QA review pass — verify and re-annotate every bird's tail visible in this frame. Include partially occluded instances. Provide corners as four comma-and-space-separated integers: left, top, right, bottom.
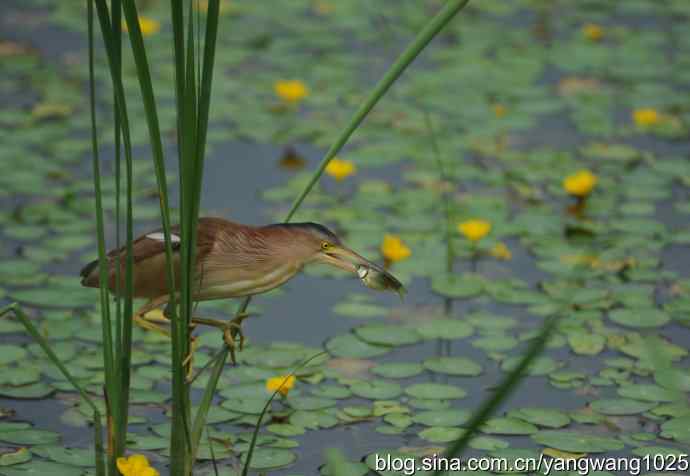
79, 259, 99, 287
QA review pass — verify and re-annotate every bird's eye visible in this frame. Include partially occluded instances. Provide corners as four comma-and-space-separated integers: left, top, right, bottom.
321, 241, 331, 250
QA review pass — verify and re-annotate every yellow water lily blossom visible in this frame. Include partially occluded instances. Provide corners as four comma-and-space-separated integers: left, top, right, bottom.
325, 158, 356, 181
563, 169, 598, 197
493, 104, 507, 118
266, 375, 296, 397
582, 23, 604, 41
122, 16, 161, 37
274, 80, 309, 104
489, 242, 512, 261
457, 219, 491, 242
381, 234, 411, 262
632, 108, 661, 127
117, 454, 159, 476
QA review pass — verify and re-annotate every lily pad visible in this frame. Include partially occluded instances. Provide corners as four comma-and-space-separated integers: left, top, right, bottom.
481, 417, 538, 435
609, 308, 670, 328
349, 380, 402, 400
241, 448, 296, 470
416, 319, 473, 340
354, 325, 420, 347
412, 409, 471, 427
590, 398, 657, 415
405, 383, 466, 400
370, 362, 423, 379
531, 430, 624, 453
423, 357, 482, 376
325, 334, 390, 359
507, 408, 571, 428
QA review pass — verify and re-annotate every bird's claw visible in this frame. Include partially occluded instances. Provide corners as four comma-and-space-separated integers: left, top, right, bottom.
222, 317, 246, 365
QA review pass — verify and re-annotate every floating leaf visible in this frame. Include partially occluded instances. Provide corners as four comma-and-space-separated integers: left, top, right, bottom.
423, 356, 482, 376
532, 430, 624, 453
405, 383, 466, 400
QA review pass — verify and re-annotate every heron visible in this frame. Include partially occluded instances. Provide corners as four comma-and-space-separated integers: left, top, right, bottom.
80, 217, 403, 364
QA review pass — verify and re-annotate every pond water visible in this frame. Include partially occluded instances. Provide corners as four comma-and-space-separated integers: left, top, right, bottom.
1, 1, 690, 475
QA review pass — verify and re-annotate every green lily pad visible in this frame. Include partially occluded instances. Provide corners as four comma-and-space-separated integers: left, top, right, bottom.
285, 396, 337, 411
423, 357, 482, 376
241, 448, 296, 470
333, 301, 388, 318
405, 383, 466, 400
609, 308, 670, 328
0, 345, 27, 365
325, 334, 390, 359
500, 356, 561, 376
370, 362, 423, 379
431, 274, 483, 298
416, 319, 473, 340
660, 416, 690, 443
412, 409, 471, 427
419, 426, 464, 443
531, 430, 624, 452
33, 446, 94, 467
567, 331, 606, 355
354, 325, 420, 347
349, 380, 402, 400
617, 383, 680, 402
590, 398, 657, 415
0, 447, 31, 466
472, 334, 518, 352
0, 429, 60, 445
482, 417, 538, 435
507, 408, 571, 428
0, 383, 54, 399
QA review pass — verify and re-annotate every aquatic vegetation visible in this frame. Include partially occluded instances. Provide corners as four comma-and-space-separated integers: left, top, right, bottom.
265, 375, 296, 397
2, 0, 690, 474
324, 157, 356, 181
116, 454, 159, 476
563, 169, 598, 197
273, 79, 309, 104
121, 16, 160, 36
581, 23, 604, 41
633, 107, 662, 127
457, 219, 491, 242
380, 234, 411, 262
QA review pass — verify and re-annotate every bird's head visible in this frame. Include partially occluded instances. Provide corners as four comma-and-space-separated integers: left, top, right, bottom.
270, 222, 404, 296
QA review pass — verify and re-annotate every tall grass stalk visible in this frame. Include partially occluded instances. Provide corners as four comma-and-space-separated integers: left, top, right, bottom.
232, 0, 471, 328
432, 315, 559, 475
89, 0, 137, 471
92, 0, 222, 473
0, 304, 105, 476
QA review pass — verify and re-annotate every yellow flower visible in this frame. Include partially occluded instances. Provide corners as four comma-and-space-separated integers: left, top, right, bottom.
457, 219, 491, 242
266, 375, 295, 397
493, 104, 507, 118
632, 108, 661, 127
122, 16, 161, 37
582, 23, 604, 41
117, 454, 159, 476
381, 234, 411, 262
274, 80, 309, 104
489, 242, 512, 260
563, 169, 598, 197
325, 158, 356, 181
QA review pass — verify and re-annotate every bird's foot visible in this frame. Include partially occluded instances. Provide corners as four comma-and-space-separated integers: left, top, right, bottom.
223, 314, 248, 365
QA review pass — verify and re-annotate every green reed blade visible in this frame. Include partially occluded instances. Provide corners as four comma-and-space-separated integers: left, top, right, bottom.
191, 347, 228, 459
284, 0, 470, 222
1, 304, 105, 476
241, 352, 327, 476
234, 0, 471, 326
432, 315, 559, 475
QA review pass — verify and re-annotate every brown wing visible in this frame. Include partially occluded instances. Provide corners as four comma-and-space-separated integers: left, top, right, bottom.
80, 217, 222, 298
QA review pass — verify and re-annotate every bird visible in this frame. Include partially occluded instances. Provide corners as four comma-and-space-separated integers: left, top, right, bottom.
80, 217, 403, 363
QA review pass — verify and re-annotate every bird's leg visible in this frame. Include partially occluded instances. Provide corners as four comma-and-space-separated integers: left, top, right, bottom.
190, 312, 250, 365
133, 295, 172, 337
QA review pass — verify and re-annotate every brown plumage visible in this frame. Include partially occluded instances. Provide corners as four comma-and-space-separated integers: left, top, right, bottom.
80, 217, 345, 301
80, 216, 404, 363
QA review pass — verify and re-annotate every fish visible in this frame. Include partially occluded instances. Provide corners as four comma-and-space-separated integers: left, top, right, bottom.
357, 265, 405, 299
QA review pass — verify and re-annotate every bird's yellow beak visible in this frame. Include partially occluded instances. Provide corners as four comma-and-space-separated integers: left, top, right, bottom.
318, 244, 374, 274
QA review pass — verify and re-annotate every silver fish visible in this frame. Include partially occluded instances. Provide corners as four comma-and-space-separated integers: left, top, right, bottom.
357, 265, 405, 298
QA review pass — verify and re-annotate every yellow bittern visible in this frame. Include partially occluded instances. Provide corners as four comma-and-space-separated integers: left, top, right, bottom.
80, 217, 403, 362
